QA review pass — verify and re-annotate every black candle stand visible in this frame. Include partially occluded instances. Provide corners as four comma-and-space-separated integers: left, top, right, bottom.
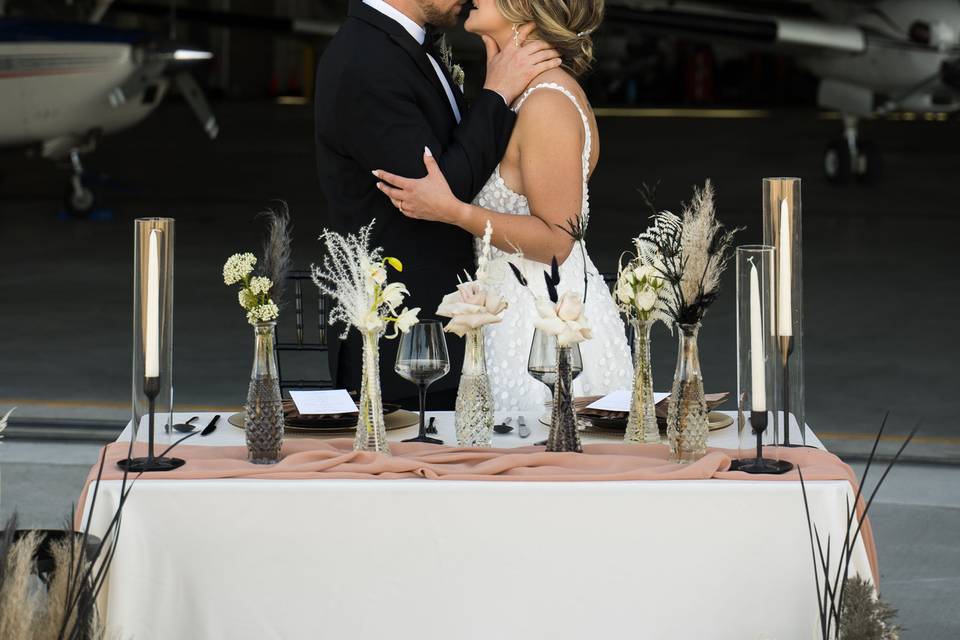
117, 376, 185, 472
730, 411, 793, 475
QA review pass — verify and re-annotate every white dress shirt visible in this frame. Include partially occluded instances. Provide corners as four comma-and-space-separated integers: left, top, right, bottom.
362, 0, 462, 123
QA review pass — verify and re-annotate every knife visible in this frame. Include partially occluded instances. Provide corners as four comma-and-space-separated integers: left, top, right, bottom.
201, 414, 220, 436
517, 415, 530, 438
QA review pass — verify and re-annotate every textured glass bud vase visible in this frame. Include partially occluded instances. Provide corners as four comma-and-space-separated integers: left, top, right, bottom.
455, 328, 494, 447
624, 319, 659, 444
546, 344, 582, 453
355, 329, 390, 454
666, 322, 708, 463
245, 321, 284, 464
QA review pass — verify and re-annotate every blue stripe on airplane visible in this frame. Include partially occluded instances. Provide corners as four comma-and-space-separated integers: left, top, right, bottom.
0, 19, 148, 44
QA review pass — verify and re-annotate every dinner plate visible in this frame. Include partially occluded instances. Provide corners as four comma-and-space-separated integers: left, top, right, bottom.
540, 411, 734, 432
227, 408, 418, 434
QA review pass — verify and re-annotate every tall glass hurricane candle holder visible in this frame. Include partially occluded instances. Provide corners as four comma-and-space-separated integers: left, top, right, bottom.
121, 218, 184, 472
731, 246, 792, 474
763, 178, 805, 447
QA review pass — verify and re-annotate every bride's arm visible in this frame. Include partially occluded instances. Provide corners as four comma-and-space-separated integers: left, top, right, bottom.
374, 90, 588, 265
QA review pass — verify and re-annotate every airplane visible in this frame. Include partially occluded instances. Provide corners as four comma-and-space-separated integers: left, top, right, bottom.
103, 0, 960, 184
604, 0, 960, 182
0, 1, 218, 216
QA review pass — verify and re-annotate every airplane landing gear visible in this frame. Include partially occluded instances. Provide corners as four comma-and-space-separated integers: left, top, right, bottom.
64, 148, 96, 217
824, 115, 880, 184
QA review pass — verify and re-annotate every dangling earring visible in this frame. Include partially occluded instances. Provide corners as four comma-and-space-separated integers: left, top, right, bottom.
512, 23, 521, 48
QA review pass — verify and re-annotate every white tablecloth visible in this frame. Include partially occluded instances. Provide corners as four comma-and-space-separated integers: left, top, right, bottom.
84, 411, 871, 640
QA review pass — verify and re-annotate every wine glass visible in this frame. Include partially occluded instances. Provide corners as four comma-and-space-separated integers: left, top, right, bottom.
395, 320, 450, 444
527, 328, 583, 444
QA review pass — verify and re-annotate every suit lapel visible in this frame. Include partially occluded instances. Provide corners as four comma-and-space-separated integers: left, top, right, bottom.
348, 0, 452, 111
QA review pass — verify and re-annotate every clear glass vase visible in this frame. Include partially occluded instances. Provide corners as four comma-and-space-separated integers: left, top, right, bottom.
455, 328, 494, 447
355, 329, 390, 454
666, 322, 709, 463
245, 321, 284, 464
547, 344, 582, 453
624, 319, 659, 444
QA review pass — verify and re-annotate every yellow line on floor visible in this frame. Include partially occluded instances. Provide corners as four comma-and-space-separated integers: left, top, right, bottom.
594, 107, 771, 119
818, 432, 960, 446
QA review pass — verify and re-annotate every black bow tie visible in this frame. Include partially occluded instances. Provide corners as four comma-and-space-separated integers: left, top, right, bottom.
422, 26, 443, 57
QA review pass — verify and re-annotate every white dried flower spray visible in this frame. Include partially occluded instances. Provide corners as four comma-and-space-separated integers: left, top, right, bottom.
311, 220, 420, 339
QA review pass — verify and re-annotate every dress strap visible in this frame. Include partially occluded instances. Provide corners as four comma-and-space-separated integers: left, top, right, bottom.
514, 82, 592, 181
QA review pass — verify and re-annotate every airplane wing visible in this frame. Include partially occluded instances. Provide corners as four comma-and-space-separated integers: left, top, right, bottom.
606, 1, 866, 54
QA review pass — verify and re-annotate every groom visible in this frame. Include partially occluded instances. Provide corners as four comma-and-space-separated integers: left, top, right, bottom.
315, 0, 559, 406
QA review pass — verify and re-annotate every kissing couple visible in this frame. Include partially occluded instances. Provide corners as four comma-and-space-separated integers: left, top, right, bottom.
314, 0, 632, 411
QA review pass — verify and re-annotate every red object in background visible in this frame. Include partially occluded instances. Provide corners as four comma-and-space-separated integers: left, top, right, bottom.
683, 44, 716, 104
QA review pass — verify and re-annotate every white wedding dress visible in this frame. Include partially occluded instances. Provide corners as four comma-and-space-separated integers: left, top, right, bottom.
473, 82, 633, 413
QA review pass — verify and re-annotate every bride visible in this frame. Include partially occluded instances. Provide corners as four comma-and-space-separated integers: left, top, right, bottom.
373, 0, 632, 412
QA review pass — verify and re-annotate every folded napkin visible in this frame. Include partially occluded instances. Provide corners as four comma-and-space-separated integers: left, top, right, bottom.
77, 439, 878, 584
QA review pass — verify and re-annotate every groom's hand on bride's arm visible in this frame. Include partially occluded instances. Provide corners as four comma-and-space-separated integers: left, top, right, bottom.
482, 23, 562, 105
374, 147, 463, 225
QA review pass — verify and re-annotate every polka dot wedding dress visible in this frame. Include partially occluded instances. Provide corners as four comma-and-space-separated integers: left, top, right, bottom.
473, 83, 633, 413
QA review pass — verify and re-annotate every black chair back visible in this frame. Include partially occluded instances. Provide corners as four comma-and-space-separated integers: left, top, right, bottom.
274, 270, 333, 396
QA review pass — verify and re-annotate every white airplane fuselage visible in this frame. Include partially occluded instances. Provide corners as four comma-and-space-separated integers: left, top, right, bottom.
0, 41, 168, 154
802, 0, 960, 101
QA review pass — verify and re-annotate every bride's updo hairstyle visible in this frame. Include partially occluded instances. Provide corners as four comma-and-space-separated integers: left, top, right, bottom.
497, 0, 604, 77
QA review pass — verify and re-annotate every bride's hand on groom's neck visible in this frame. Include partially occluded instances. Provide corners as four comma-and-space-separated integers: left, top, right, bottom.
482, 24, 562, 105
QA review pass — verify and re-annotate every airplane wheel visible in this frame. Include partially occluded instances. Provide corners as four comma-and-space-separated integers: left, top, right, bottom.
824, 141, 851, 184
64, 183, 95, 218
854, 140, 880, 184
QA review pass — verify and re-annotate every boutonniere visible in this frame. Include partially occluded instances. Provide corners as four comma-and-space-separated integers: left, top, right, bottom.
438, 35, 466, 90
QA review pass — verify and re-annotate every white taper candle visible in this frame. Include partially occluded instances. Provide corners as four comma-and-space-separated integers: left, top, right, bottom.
750, 260, 766, 412
145, 229, 160, 378
777, 200, 793, 337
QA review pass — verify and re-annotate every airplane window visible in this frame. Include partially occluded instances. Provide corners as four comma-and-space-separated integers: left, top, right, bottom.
909, 21, 931, 45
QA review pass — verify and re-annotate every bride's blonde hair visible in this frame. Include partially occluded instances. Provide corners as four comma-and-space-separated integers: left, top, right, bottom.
497, 0, 603, 77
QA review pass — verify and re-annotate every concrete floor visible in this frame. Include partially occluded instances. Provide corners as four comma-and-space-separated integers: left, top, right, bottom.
1, 101, 959, 636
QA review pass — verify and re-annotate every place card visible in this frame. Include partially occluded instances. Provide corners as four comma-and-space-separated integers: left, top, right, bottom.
289, 389, 358, 415
586, 390, 670, 412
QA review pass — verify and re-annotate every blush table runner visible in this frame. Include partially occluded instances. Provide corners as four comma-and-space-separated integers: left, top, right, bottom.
79, 411, 877, 640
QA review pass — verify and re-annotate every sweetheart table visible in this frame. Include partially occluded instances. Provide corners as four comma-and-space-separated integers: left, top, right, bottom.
80, 411, 874, 640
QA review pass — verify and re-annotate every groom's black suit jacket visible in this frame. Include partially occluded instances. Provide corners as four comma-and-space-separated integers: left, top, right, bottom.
315, 0, 516, 405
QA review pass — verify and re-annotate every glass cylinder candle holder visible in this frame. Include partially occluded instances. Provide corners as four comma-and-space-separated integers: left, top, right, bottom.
763, 177, 805, 447
120, 218, 184, 472
731, 246, 791, 474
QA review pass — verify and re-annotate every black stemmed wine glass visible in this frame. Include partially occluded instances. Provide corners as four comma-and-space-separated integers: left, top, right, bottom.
395, 320, 450, 444
526, 328, 583, 445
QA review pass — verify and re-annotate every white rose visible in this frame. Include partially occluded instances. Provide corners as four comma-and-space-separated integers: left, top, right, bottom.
615, 277, 634, 305
556, 291, 584, 322
634, 289, 658, 313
